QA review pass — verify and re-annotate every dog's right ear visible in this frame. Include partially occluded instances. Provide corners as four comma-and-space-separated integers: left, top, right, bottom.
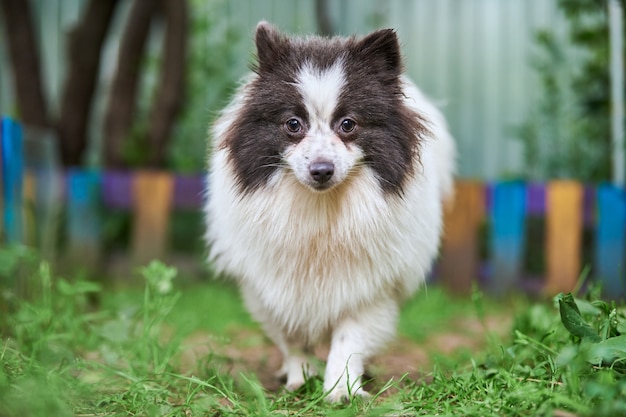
254, 21, 288, 74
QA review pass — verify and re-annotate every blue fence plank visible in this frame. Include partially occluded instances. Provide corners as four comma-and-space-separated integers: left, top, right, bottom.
1, 117, 24, 244
596, 184, 626, 296
67, 169, 101, 240
490, 180, 527, 295
66, 169, 102, 267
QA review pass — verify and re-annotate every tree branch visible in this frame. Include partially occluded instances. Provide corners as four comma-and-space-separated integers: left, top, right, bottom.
146, 0, 188, 168
58, 0, 119, 166
103, 0, 159, 168
0, 0, 50, 127
315, 0, 335, 36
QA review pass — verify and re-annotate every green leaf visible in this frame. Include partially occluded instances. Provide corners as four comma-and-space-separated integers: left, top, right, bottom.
558, 293, 601, 343
586, 335, 626, 364
56, 279, 101, 296
617, 317, 626, 335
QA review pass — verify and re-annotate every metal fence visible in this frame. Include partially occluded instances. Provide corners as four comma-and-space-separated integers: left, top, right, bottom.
0, 0, 568, 178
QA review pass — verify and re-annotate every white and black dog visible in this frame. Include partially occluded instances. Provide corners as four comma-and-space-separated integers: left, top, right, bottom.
205, 22, 455, 401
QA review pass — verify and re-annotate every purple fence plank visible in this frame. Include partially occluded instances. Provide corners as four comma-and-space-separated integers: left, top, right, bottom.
102, 171, 133, 209
484, 182, 494, 214
173, 175, 206, 209
526, 182, 545, 216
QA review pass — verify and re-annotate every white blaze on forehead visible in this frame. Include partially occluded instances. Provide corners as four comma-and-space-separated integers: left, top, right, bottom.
295, 60, 346, 123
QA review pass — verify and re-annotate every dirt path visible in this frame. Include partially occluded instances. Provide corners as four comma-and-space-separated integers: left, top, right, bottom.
179, 314, 511, 393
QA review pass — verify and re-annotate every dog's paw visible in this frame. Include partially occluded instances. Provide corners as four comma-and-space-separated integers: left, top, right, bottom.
285, 366, 308, 392
281, 356, 317, 391
325, 385, 371, 403
274, 364, 288, 380
285, 376, 306, 392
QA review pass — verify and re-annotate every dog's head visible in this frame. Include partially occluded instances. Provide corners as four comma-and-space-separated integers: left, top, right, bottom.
221, 22, 425, 195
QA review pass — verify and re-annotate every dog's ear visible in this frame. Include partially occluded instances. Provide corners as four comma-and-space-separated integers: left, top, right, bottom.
353, 29, 402, 74
254, 21, 288, 74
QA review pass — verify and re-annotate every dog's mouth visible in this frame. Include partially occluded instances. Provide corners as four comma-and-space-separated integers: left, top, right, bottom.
287, 170, 340, 193
306, 181, 337, 192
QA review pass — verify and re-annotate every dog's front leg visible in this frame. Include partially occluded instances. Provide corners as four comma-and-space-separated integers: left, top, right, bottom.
263, 324, 316, 391
241, 286, 317, 390
323, 299, 398, 402
275, 342, 317, 391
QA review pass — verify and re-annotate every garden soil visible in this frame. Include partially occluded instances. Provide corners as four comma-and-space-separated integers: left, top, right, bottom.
179, 315, 510, 394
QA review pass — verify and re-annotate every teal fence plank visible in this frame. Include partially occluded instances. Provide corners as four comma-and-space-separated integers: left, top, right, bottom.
490, 180, 527, 295
596, 184, 626, 296
1, 117, 24, 244
66, 168, 102, 267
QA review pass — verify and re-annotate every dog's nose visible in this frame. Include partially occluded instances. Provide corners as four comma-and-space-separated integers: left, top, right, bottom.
309, 161, 335, 184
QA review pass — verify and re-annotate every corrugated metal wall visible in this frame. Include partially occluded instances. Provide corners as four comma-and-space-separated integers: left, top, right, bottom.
0, 0, 568, 179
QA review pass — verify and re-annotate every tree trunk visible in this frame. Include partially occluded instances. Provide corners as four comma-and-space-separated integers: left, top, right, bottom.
315, 0, 334, 36
57, 0, 119, 166
0, 0, 50, 128
103, 0, 159, 168
146, 0, 188, 168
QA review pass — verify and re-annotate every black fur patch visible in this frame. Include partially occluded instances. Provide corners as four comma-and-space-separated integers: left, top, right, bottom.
221, 22, 425, 195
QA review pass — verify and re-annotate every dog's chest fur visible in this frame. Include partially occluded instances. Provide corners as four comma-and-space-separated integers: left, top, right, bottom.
207, 139, 444, 341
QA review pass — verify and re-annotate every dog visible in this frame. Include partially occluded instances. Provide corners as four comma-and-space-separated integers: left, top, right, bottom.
204, 21, 455, 402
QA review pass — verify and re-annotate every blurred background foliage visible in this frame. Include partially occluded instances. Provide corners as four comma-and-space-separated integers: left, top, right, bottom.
516, 0, 621, 182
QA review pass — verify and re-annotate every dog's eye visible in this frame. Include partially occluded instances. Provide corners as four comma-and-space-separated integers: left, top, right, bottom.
340, 118, 356, 133
285, 118, 302, 133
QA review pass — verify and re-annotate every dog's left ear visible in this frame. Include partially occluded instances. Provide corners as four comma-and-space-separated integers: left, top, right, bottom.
353, 29, 402, 74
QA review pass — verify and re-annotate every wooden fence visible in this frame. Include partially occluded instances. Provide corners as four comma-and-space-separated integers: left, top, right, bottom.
1, 117, 625, 297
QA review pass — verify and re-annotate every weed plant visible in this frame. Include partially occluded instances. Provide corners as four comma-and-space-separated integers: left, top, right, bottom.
1, 247, 625, 416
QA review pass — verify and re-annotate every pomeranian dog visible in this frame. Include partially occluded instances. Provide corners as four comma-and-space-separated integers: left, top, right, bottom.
205, 21, 455, 401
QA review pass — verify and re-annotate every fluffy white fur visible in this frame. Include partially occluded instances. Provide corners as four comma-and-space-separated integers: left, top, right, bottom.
205, 40, 455, 401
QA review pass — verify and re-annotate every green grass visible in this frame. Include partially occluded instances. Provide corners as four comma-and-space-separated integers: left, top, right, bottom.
1, 249, 626, 416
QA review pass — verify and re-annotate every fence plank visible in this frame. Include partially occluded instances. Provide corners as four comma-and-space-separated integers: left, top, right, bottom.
24, 127, 63, 260
173, 174, 205, 209
131, 171, 174, 265
490, 180, 527, 295
1, 118, 24, 244
0, 118, 3, 239
66, 169, 102, 269
102, 171, 133, 209
596, 184, 626, 297
22, 170, 36, 246
440, 180, 485, 294
526, 182, 546, 216
545, 180, 583, 294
